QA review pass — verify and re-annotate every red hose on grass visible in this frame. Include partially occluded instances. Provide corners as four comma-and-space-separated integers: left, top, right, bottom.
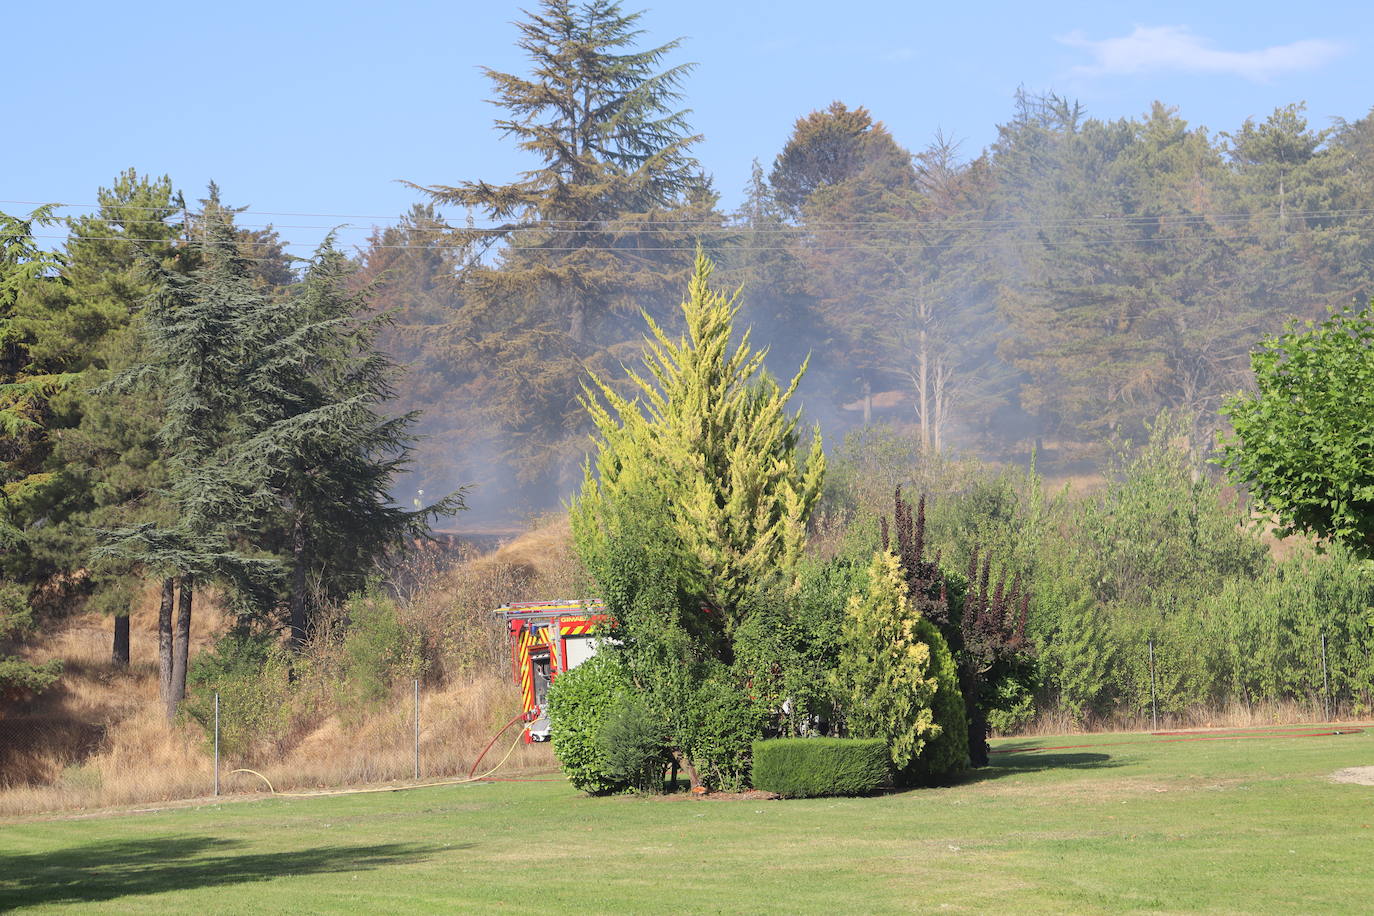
468, 713, 528, 778
989, 725, 1365, 756
465, 712, 568, 782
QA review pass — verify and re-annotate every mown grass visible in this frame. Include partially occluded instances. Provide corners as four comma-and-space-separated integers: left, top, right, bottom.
3, 727, 1372, 913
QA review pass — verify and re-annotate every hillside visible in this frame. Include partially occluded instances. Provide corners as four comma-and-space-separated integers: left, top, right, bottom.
0, 521, 580, 816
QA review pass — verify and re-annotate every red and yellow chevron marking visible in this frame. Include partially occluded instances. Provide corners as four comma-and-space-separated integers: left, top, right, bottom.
515, 624, 564, 713
506, 608, 614, 714
558, 617, 599, 636
541, 624, 559, 674
517, 626, 538, 713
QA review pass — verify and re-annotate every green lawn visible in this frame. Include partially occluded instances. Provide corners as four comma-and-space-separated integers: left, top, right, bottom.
3, 727, 1372, 913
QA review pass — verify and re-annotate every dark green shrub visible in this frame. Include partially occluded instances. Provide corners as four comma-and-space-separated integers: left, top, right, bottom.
547, 653, 633, 795
900, 617, 968, 785
339, 591, 420, 710
751, 737, 891, 798
683, 674, 768, 792
0, 583, 61, 697
185, 628, 291, 756
597, 690, 671, 793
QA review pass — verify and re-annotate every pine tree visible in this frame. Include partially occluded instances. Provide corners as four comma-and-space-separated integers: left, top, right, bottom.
351, 205, 473, 509
97, 192, 280, 718
408, 0, 719, 485
770, 102, 911, 217
1, 206, 66, 702
775, 102, 920, 425
723, 161, 820, 389
1, 206, 67, 551
991, 95, 1280, 449
9, 171, 182, 664
416, 0, 704, 336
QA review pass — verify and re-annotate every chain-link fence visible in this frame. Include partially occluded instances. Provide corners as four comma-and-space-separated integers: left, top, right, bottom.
0, 675, 555, 817
1137, 633, 1347, 729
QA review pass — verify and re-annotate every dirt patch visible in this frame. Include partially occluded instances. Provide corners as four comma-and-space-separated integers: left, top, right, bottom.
640, 789, 781, 802
1331, 766, 1374, 786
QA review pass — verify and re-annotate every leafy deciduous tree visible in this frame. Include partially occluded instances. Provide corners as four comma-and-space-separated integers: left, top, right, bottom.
1221, 301, 1374, 559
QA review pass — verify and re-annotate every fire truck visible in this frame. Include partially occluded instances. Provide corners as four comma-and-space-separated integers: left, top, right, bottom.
495, 600, 609, 742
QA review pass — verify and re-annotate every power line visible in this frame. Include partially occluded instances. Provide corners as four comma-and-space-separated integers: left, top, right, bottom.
33, 227, 1374, 256
8, 198, 1374, 233
137, 210, 1374, 236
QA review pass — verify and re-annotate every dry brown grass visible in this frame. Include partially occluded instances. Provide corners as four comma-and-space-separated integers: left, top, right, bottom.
0, 518, 584, 816
401, 513, 589, 679
0, 578, 232, 815
0, 669, 556, 817
1010, 697, 1360, 737
222, 675, 556, 798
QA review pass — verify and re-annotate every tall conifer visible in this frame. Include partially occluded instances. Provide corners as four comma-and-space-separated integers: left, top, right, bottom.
236, 238, 464, 647
408, 0, 719, 484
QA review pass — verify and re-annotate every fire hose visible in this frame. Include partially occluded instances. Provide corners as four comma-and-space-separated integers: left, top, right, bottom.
229, 712, 542, 798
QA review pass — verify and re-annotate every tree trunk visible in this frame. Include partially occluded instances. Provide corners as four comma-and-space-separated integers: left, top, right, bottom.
568, 300, 587, 344
933, 358, 951, 454
170, 578, 192, 709
964, 672, 989, 768
675, 750, 702, 790
289, 509, 309, 651
860, 377, 872, 425
158, 577, 175, 722
917, 327, 930, 451
967, 705, 989, 768
111, 614, 130, 668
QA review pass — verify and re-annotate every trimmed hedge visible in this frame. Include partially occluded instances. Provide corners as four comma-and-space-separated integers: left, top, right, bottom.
751, 737, 891, 798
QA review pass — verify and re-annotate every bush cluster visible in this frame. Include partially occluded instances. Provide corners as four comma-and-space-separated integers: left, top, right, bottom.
184, 628, 293, 757
547, 653, 670, 795
751, 737, 890, 798
184, 588, 432, 759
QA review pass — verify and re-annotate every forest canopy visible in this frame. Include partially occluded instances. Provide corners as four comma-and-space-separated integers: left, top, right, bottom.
5, 0, 1374, 741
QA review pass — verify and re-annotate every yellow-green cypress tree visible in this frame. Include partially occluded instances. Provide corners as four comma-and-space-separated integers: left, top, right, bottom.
833, 551, 941, 773
572, 249, 825, 633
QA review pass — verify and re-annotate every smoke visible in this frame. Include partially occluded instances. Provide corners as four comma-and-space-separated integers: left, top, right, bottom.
373, 92, 1374, 521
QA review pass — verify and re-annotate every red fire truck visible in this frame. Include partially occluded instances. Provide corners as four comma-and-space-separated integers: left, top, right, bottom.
495, 600, 609, 742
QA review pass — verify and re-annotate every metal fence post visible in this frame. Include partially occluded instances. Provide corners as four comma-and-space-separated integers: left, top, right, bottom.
214, 691, 220, 797
1321, 632, 1331, 721
1148, 639, 1158, 732
414, 678, 421, 780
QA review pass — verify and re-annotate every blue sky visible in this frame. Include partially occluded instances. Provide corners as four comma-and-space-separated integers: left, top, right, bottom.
6, 0, 1371, 253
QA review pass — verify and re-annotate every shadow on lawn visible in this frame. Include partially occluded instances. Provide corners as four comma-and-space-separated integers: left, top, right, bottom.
951, 749, 1121, 786
0, 835, 448, 909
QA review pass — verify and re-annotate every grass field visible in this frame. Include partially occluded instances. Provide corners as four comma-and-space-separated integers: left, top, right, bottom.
3, 727, 1372, 913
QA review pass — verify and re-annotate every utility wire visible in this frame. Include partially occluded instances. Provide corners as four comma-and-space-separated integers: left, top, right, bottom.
99, 211, 1374, 235
8, 198, 1374, 232
32, 227, 1374, 256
